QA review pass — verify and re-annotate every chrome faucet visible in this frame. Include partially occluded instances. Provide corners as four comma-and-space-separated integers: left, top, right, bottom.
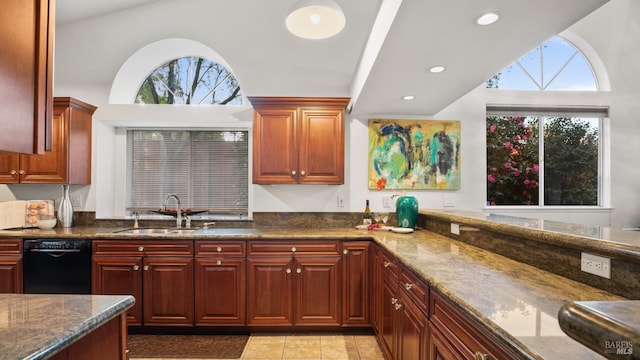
163, 194, 182, 228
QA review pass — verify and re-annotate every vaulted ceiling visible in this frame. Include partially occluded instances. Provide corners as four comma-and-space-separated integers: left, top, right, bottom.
55, 0, 609, 116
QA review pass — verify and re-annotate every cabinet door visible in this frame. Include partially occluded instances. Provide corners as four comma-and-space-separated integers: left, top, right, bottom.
143, 256, 194, 326
246, 256, 294, 326
0, 155, 21, 183
0, 0, 53, 154
298, 107, 344, 184
252, 107, 298, 184
0, 256, 22, 293
19, 105, 67, 183
398, 290, 428, 360
371, 246, 382, 333
92, 256, 143, 326
342, 241, 370, 326
379, 271, 400, 359
195, 257, 246, 326
294, 256, 341, 326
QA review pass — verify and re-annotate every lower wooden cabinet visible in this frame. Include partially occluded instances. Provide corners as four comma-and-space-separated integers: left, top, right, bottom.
49, 313, 128, 360
341, 241, 371, 326
0, 239, 22, 293
246, 240, 341, 327
92, 240, 194, 326
194, 240, 246, 326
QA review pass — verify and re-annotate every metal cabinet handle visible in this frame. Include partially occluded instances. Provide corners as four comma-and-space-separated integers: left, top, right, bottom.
395, 303, 403, 310
405, 283, 413, 290
296, 268, 301, 274
10, 170, 16, 175
286, 268, 291, 274
291, 247, 296, 252
143, 265, 149, 271
216, 260, 222, 265
133, 265, 139, 271
343, 249, 348, 255
300, 170, 306, 176
391, 297, 397, 304
217, 246, 222, 252
138, 246, 144, 252
19, 170, 25, 175
475, 352, 489, 360
383, 261, 391, 268
291, 170, 297, 176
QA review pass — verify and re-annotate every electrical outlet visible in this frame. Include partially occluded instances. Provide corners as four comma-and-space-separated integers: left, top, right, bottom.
337, 195, 345, 208
383, 196, 392, 208
443, 194, 455, 207
71, 193, 83, 208
581, 252, 611, 279
450, 223, 460, 235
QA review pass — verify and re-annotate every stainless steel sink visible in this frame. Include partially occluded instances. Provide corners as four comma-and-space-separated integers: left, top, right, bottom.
113, 228, 197, 235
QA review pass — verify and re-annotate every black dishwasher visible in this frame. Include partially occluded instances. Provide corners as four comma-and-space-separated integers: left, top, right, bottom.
23, 239, 92, 294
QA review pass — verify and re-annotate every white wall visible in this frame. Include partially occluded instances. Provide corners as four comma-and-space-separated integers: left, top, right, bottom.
2, 0, 639, 228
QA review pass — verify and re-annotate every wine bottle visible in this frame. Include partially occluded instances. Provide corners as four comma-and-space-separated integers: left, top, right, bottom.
363, 200, 372, 225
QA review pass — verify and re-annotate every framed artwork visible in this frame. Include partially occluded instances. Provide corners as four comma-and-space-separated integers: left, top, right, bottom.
368, 119, 461, 190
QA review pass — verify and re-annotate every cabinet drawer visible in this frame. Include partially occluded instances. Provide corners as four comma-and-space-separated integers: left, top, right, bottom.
399, 267, 429, 314
0, 239, 22, 254
430, 292, 518, 360
93, 240, 193, 256
379, 249, 399, 280
195, 240, 245, 256
248, 240, 340, 256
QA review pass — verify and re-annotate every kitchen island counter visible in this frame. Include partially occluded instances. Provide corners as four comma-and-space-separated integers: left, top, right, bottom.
0, 294, 134, 360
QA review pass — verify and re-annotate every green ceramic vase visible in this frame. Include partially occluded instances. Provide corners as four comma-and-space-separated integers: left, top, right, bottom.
396, 195, 418, 228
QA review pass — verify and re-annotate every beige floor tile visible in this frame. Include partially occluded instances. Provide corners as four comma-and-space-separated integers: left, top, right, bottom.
242, 341, 286, 359
282, 335, 322, 359
353, 336, 385, 359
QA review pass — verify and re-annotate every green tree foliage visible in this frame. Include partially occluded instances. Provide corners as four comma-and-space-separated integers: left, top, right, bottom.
486, 116, 599, 206
136, 57, 242, 105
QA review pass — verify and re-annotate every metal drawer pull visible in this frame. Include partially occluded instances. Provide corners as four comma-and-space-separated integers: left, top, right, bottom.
291, 247, 296, 252
343, 249, 348, 255
143, 265, 149, 271
296, 268, 301, 273
475, 352, 489, 360
300, 170, 306, 176
217, 247, 222, 252
138, 246, 144, 252
286, 268, 291, 274
291, 170, 296, 176
217, 260, 222, 265
383, 261, 391, 268
395, 303, 403, 310
405, 283, 413, 290
391, 297, 397, 304
133, 265, 139, 271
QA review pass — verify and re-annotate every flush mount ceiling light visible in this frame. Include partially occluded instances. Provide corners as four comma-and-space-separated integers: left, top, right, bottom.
285, 0, 346, 40
474, 11, 500, 26
402, 95, 416, 101
429, 65, 445, 73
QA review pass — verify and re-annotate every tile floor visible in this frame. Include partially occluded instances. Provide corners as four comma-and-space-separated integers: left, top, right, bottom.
130, 333, 386, 360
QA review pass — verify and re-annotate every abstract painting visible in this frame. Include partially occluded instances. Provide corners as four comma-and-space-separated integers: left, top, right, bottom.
369, 119, 460, 190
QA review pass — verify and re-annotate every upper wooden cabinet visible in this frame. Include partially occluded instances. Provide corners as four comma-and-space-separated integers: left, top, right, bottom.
249, 97, 349, 184
0, 97, 96, 184
0, 0, 54, 154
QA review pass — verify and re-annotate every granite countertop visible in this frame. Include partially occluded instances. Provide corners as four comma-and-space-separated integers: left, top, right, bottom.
0, 294, 135, 360
558, 301, 640, 359
1, 212, 638, 359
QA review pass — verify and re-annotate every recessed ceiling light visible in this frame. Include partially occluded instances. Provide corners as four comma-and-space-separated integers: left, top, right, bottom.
286, 0, 346, 40
474, 12, 500, 26
429, 65, 445, 73
402, 95, 415, 101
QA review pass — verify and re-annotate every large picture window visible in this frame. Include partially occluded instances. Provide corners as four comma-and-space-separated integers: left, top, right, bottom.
486, 108, 606, 207
127, 129, 249, 219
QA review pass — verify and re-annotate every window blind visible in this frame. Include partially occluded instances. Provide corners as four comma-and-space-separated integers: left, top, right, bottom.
127, 130, 248, 217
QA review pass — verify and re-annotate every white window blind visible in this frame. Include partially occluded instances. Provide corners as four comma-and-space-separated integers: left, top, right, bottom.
127, 130, 248, 217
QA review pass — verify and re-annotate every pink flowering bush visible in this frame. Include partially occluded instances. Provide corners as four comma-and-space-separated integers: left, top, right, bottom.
486, 116, 539, 205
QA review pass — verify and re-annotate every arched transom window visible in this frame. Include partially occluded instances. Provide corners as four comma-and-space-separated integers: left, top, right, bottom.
136, 56, 242, 105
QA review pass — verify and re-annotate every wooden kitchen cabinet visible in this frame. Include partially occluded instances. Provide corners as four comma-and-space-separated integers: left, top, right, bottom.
341, 241, 371, 327
0, 0, 54, 154
194, 240, 246, 326
246, 240, 341, 326
0, 239, 23, 293
248, 97, 349, 184
92, 240, 194, 327
0, 97, 96, 184
429, 291, 518, 360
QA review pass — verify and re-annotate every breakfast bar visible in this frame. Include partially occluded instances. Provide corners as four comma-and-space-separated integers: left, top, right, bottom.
0, 294, 134, 360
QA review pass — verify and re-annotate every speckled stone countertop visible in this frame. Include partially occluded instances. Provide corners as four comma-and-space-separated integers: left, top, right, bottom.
0, 294, 135, 360
558, 301, 640, 359
1, 212, 638, 359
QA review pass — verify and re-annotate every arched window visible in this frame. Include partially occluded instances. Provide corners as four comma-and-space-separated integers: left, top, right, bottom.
136, 56, 242, 105
486, 36, 598, 91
